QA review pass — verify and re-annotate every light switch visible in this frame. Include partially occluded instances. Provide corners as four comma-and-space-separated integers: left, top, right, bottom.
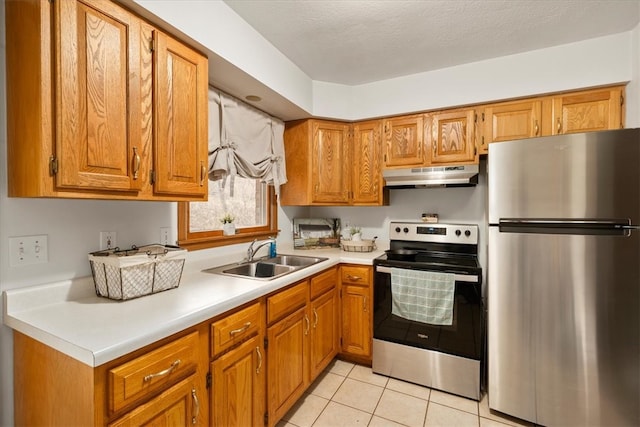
9, 235, 48, 266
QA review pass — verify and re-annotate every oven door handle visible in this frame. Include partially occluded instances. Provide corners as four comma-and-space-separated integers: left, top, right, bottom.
375, 265, 479, 283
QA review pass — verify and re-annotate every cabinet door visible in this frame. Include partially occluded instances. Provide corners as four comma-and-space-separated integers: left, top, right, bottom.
341, 284, 371, 358
426, 110, 477, 164
108, 376, 200, 427
212, 335, 265, 427
55, 0, 143, 192
154, 30, 208, 197
310, 289, 339, 379
352, 120, 384, 205
311, 121, 350, 204
481, 100, 543, 154
383, 115, 424, 167
552, 88, 623, 135
267, 306, 309, 426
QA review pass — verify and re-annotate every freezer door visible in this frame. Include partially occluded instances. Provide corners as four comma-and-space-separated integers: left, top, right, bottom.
488, 128, 640, 224
488, 226, 640, 426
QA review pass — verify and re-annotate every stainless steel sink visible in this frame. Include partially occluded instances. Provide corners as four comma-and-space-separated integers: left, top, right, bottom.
203, 254, 328, 281
262, 255, 327, 267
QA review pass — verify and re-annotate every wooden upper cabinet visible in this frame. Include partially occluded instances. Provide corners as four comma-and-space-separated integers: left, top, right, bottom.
480, 100, 543, 155
56, 0, 142, 192
552, 87, 624, 135
6, 0, 208, 200
153, 29, 209, 197
352, 120, 386, 205
313, 121, 351, 203
426, 109, 477, 165
280, 120, 350, 205
383, 115, 424, 168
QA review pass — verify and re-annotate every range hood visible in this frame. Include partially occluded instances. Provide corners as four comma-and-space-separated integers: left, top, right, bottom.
383, 164, 479, 188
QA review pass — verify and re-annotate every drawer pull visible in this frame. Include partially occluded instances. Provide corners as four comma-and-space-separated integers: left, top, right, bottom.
347, 274, 362, 281
143, 359, 180, 382
191, 388, 199, 424
256, 346, 263, 374
229, 322, 251, 336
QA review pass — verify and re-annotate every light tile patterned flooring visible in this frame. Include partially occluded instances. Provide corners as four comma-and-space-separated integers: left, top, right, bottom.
277, 360, 533, 427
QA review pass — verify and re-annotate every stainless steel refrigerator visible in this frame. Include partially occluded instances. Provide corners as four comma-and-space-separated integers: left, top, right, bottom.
488, 128, 640, 426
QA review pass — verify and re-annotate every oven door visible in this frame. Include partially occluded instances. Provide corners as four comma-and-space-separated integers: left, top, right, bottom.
373, 264, 483, 360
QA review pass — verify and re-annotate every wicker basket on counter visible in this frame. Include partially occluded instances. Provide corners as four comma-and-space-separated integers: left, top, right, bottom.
341, 239, 376, 253
89, 244, 187, 301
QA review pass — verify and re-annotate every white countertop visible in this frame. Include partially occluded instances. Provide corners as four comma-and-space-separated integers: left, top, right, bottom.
3, 244, 384, 367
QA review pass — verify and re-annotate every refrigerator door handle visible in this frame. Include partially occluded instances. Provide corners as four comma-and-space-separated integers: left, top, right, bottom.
498, 218, 635, 236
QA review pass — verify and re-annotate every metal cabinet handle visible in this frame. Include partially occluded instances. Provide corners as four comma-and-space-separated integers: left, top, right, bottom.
229, 322, 251, 336
132, 147, 140, 179
304, 314, 310, 336
347, 274, 362, 281
534, 120, 539, 136
556, 117, 562, 134
143, 359, 180, 382
313, 308, 318, 328
363, 296, 368, 312
200, 161, 206, 186
191, 388, 199, 424
256, 346, 262, 374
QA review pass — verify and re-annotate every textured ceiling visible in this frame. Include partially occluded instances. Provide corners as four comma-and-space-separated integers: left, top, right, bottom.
224, 0, 640, 85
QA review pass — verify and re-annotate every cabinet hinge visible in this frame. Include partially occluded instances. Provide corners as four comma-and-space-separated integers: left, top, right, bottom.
150, 170, 156, 184
263, 336, 268, 350
49, 156, 58, 176
264, 413, 268, 426
206, 372, 212, 389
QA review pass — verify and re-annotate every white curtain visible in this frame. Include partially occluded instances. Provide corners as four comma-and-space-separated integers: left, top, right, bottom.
207, 88, 287, 196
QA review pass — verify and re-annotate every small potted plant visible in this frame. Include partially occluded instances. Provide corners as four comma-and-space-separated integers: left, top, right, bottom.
220, 214, 235, 236
350, 226, 362, 241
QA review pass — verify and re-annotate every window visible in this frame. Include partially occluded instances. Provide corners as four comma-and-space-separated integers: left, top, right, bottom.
178, 177, 278, 250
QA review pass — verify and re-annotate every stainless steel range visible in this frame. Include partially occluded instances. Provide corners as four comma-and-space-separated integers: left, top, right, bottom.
372, 222, 484, 400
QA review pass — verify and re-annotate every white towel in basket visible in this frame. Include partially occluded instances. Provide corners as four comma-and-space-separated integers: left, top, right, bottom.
390, 267, 455, 325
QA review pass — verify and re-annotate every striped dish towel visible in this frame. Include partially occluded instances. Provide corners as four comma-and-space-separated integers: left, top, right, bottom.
390, 268, 455, 325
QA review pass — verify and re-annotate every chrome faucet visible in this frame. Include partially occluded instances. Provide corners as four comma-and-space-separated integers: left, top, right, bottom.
246, 238, 274, 262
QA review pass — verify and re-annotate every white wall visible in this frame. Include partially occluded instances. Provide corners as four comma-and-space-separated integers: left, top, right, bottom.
1, 1, 639, 424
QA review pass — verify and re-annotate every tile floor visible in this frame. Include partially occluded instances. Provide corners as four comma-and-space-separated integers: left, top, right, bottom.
277, 360, 534, 427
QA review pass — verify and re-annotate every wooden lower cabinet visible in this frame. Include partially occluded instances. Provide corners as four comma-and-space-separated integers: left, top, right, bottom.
109, 375, 200, 426
310, 287, 340, 379
340, 265, 373, 362
267, 304, 310, 426
211, 334, 265, 427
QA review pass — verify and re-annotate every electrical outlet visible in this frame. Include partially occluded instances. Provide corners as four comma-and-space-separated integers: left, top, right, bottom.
160, 227, 171, 246
9, 235, 48, 266
100, 231, 117, 250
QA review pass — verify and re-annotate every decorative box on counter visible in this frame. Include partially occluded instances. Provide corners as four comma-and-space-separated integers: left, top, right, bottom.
89, 244, 187, 301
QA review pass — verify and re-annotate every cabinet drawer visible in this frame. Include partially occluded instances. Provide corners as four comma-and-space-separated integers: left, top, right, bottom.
109, 331, 198, 414
341, 265, 371, 285
267, 280, 308, 324
211, 302, 262, 357
310, 267, 337, 300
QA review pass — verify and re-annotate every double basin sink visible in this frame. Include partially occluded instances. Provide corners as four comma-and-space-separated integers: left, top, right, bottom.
203, 254, 328, 280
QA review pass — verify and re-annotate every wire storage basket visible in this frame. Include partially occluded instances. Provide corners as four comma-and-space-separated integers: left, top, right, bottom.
341, 239, 376, 253
89, 244, 187, 301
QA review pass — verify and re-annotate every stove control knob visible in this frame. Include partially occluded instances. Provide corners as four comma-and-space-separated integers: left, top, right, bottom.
403, 227, 409, 233
395, 227, 401, 233
465, 230, 471, 237
455, 229, 461, 237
